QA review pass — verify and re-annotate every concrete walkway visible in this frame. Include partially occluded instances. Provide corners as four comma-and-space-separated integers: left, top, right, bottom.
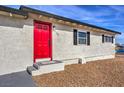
0, 71, 36, 87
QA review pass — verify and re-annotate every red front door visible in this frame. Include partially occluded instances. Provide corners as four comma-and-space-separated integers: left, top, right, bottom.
34, 21, 52, 63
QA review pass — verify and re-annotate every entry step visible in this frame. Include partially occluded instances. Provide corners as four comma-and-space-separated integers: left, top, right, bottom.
27, 60, 64, 76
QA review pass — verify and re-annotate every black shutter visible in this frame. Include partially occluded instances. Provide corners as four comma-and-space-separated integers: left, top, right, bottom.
112, 36, 114, 43
102, 35, 104, 43
73, 29, 77, 45
87, 32, 90, 45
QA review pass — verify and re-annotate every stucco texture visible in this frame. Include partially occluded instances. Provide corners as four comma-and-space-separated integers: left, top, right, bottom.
0, 14, 116, 75
52, 24, 115, 64
0, 15, 33, 75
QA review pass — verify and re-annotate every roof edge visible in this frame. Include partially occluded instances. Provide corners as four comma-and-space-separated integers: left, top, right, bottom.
15, 6, 123, 35
0, 5, 28, 17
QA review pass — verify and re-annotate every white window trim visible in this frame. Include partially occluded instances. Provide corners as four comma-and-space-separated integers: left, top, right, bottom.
77, 31, 87, 45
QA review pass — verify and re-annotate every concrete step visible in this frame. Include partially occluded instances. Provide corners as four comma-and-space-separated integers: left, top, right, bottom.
27, 60, 64, 76
27, 66, 37, 75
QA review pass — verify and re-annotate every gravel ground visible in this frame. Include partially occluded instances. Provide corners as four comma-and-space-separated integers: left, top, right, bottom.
33, 54, 124, 87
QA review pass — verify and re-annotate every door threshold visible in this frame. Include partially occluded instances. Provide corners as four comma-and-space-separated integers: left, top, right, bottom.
35, 58, 51, 63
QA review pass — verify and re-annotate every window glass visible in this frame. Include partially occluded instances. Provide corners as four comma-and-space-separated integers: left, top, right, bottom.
78, 32, 87, 44
104, 35, 113, 43
79, 38, 86, 44
78, 32, 86, 37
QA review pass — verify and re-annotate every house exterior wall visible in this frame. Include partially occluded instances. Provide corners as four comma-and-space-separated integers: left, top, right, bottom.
28, 13, 116, 65
52, 24, 115, 65
0, 14, 116, 75
0, 15, 34, 75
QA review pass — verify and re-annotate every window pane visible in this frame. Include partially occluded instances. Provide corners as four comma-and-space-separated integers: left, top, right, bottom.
105, 36, 107, 42
110, 37, 112, 42
104, 36, 112, 43
109, 37, 111, 42
78, 38, 86, 44
78, 32, 86, 37
107, 36, 109, 42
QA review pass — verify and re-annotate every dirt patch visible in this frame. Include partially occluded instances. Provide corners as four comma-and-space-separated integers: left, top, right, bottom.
33, 54, 124, 87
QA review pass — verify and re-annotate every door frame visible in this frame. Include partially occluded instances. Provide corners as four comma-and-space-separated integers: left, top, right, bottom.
33, 20, 52, 63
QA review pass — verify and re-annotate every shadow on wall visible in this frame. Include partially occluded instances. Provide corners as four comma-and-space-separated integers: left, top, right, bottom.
0, 15, 33, 28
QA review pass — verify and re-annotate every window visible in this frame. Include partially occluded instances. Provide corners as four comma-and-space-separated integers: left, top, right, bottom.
42, 25, 49, 30
77, 32, 87, 44
37, 24, 42, 29
73, 29, 90, 45
36, 24, 49, 31
103, 35, 113, 43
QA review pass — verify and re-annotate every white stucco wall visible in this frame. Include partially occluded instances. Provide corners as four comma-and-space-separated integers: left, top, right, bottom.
52, 24, 115, 64
0, 14, 116, 75
0, 15, 33, 75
